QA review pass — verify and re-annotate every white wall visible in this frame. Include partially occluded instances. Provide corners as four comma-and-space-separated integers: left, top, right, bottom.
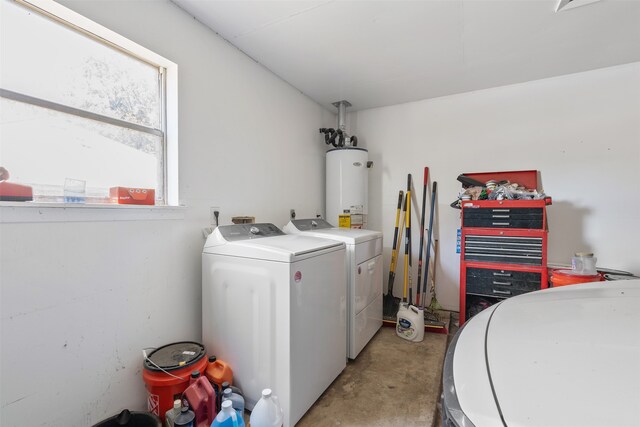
348, 62, 640, 311
0, 1, 334, 426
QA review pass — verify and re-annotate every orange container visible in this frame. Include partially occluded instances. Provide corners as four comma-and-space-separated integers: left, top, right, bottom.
183, 374, 216, 427
142, 342, 208, 421
205, 356, 233, 390
550, 269, 604, 287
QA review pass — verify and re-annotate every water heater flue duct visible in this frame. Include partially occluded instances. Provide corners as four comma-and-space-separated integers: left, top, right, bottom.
336, 100, 349, 132
319, 100, 357, 148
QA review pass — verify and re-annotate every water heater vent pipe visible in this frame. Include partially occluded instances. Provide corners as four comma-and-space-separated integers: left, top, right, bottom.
319, 100, 358, 148
334, 100, 350, 133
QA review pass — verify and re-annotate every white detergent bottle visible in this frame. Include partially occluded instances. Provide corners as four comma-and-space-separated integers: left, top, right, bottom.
396, 303, 425, 342
249, 389, 284, 427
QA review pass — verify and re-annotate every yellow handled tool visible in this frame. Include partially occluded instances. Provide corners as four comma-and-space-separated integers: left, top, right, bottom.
403, 174, 412, 304
384, 190, 405, 316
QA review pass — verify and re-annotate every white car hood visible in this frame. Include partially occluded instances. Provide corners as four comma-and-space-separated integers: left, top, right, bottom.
452, 306, 504, 426
486, 281, 640, 427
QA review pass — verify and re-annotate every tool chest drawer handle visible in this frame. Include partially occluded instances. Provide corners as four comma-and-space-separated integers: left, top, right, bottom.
492, 215, 510, 218
492, 209, 510, 212
492, 222, 510, 226
493, 281, 512, 286
493, 272, 512, 277
492, 289, 511, 295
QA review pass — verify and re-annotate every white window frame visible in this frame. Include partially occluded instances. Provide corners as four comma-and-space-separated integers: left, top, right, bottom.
1, 0, 179, 207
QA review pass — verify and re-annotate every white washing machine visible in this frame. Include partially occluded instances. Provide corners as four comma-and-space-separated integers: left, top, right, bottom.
202, 223, 346, 427
283, 219, 383, 359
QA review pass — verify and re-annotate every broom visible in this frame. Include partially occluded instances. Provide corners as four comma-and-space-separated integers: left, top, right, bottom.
428, 239, 442, 312
383, 190, 404, 317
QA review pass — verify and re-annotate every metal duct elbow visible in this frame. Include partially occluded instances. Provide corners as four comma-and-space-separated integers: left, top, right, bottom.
328, 129, 340, 147
320, 128, 335, 145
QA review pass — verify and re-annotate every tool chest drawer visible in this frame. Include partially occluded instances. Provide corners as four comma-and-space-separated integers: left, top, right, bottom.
463, 235, 543, 266
463, 208, 544, 229
465, 267, 541, 298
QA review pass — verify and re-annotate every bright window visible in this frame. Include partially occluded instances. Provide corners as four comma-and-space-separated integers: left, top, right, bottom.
0, 0, 178, 205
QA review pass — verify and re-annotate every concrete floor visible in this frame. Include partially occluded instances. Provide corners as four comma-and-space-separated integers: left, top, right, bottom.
296, 315, 450, 427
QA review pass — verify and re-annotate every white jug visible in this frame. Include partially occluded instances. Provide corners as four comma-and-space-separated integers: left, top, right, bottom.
249, 389, 283, 427
396, 303, 425, 343
572, 252, 597, 275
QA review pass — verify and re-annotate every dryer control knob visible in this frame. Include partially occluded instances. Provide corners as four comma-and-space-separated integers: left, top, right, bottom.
250, 226, 260, 235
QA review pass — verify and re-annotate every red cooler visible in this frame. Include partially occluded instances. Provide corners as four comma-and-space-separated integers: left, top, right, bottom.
142, 342, 208, 421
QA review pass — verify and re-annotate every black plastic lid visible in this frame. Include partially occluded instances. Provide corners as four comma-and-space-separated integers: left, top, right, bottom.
143, 341, 206, 372
191, 370, 200, 379
175, 407, 195, 426
90, 409, 161, 427
208, 355, 217, 363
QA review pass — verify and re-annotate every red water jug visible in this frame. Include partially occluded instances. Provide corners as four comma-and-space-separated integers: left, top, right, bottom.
183, 371, 216, 427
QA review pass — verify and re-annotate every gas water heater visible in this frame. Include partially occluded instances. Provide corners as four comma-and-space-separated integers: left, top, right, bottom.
322, 101, 371, 229
326, 147, 369, 229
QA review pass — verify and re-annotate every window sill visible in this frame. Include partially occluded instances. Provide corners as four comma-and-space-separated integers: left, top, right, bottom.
0, 202, 186, 223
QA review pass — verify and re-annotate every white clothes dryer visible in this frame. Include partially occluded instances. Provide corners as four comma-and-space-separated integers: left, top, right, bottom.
283, 219, 383, 359
202, 223, 346, 427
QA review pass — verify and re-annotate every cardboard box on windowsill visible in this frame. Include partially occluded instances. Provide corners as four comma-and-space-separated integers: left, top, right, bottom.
109, 187, 155, 205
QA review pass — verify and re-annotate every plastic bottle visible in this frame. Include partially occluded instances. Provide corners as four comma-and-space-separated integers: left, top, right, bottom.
249, 389, 283, 427
222, 387, 245, 415
218, 381, 243, 413
190, 370, 201, 385
165, 399, 182, 427
572, 252, 597, 275
212, 400, 245, 427
221, 381, 243, 397
205, 356, 233, 391
396, 303, 425, 343
174, 406, 195, 427
183, 372, 216, 427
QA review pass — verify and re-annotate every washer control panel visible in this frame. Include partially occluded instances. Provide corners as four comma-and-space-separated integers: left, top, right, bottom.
291, 218, 334, 231
218, 223, 284, 241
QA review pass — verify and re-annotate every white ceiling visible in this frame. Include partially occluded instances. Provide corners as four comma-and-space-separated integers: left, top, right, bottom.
172, 0, 640, 111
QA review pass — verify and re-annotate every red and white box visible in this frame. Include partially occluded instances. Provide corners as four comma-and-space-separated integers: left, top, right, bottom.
0, 181, 33, 202
109, 187, 155, 205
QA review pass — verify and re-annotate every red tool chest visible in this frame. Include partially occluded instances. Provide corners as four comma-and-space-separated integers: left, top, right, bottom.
459, 173, 552, 325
